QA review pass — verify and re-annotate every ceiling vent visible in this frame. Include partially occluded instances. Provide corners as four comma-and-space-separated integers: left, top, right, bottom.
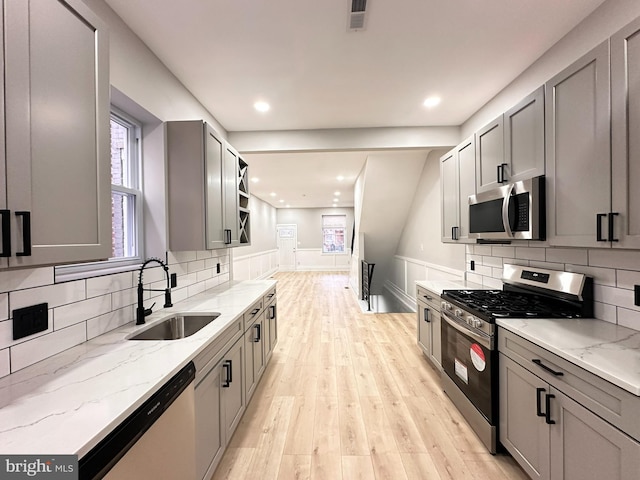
348, 0, 368, 31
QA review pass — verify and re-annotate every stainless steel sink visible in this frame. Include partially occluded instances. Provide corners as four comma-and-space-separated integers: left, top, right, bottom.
128, 314, 220, 340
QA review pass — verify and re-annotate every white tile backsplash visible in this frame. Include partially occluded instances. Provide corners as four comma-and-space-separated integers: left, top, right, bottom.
10, 281, 86, 312
0, 348, 8, 378
2, 249, 231, 376
11, 323, 87, 372
465, 245, 640, 331
54, 296, 112, 330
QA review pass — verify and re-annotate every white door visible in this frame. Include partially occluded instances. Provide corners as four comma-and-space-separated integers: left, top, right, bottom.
277, 224, 297, 271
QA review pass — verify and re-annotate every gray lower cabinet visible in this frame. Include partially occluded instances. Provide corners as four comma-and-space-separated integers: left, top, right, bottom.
244, 311, 266, 402
441, 136, 476, 243
416, 286, 442, 371
266, 299, 278, 361
499, 330, 640, 480
2, 0, 111, 268
195, 332, 246, 480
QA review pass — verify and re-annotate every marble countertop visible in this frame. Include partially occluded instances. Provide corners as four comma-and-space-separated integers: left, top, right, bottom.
415, 279, 485, 296
498, 318, 640, 396
0, 279, 276, 457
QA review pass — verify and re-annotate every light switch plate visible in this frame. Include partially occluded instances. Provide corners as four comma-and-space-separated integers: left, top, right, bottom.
13, 303, 48, 340
635, 285, 640, 307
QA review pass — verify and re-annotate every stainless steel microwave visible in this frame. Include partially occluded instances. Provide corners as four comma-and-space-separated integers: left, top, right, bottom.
468, 176, 545, 240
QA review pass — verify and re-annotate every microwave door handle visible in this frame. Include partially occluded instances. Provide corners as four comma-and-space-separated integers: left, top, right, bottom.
501, 183, 515, 237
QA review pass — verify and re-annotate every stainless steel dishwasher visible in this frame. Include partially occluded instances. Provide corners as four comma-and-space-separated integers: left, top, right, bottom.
79, 362, 196, 479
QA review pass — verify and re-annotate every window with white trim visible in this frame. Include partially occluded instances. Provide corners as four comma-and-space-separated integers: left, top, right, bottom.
110, 110, 143, 260
322, 215, 346, 253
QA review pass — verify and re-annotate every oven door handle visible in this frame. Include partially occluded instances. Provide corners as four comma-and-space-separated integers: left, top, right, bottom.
442, 311, 493, 350
501, 183, 515, 238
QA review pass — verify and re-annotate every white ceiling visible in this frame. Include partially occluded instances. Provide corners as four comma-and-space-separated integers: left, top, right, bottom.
105, 0, 606, 207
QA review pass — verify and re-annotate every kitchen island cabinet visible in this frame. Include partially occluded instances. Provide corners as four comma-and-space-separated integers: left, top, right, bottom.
441, 136, 476, 243
416, 285, 443, 371
2, 0, 111, 268
499, 327, 640, 480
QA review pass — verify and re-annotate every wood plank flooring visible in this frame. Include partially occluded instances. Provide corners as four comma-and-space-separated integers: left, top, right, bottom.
212, 272, 528, 480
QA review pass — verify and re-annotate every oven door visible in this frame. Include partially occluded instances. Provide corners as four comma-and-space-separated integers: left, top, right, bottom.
441, 311, 497, 424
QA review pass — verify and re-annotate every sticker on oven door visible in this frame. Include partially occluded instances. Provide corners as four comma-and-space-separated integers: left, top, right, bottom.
470, 343, 486, 372
454, 358, 469, 384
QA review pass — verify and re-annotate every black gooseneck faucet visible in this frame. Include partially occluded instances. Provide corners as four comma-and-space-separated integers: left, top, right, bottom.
136, 257, 173, 325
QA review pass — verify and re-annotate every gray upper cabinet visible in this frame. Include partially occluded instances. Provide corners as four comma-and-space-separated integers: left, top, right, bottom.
3, 0, 111, 267
475, 87, 544, 194
441, 136, 476, 243
611, 17, 640, 249
166, 121, 242, 250
504, 86, 545, 184
545, 41, 611, 248
475, 115, 504, 193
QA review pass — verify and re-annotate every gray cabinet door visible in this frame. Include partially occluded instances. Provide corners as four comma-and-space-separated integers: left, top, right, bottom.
457, 136, 476, 243
499, 354, 550, 480
267, 302, 277, 358
612, 17, 640, 249
417, 304, 432, 358
195, 364, 224, 480
244, 332, 257, 402
0, 10, 6, 269
504, 87, 545, 184
546, 41, 611, 248
205, 125, 226, 249
252, 315, 266, 384
549, 387, 640, 480
475, 115, 505, 193
4, 0, 110, 267
223, 145, 240, 247
222, 337, 246, 444
440, 148, 458, 243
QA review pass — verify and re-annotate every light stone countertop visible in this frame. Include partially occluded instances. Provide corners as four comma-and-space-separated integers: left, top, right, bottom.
497, 318, 640, 396
0, 279, 276, 457
415, 279, 485, 296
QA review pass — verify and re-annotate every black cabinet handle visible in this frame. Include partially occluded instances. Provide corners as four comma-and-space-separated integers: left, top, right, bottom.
496, 164, 502, 183
451, 226, 459, 240
609, 212, 619, 242
250, 308, 260, 316
536, 387, 546, 417
545, 394, 556, 425
423, 295, 433, 301
15, 211, 31, 256
224, 229, 232, 244
532, 359, 564, 376
222, 359, 232, 387
596, 213, 607, 241
0, 210, 10, 257
269, 304, 276, 319
501, 163, 508, 183
497, 163, 508, 183
254, 324, 261, 342
424, 308, 430, 323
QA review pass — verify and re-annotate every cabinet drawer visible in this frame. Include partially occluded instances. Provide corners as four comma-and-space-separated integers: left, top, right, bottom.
499, 328, 640, 442
243, 298, 264, 331
416, 286, 441, 311
263, 287, 276, 307
195, 318, 243, 384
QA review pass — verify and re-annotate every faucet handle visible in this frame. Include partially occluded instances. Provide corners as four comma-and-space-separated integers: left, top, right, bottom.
144, 302, 156, 317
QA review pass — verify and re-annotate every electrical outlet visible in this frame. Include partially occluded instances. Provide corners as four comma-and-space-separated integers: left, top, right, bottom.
216, 263, 221, 274
470, 260, 475, 271
635, 285, 640, 307
170, 273, 177, 288
13, 303, 48, 340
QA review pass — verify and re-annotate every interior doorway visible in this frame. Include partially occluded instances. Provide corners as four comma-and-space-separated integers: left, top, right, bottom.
277, 224, 297, 271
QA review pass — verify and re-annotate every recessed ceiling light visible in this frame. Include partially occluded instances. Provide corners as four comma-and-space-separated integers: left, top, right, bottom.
332, 204, 337, 208
286, 204, 290, 208
254, 101, 270, 113
423, 96, 441, 108
334, 198, 339, 202
334, 191, 341, 196
251, 177, 259, 183
279, 199, 284, 203
337, 175, 345, 181
270, 192, 277, 197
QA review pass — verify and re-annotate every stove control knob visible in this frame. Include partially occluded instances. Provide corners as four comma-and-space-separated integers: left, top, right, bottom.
442, 302, 452, 311
466, 315, 474, 325
454, 309, 463, 318
473, 318, 484, 328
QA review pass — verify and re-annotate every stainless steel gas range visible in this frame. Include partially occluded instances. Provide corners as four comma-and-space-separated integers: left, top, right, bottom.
439, 264, 593, 453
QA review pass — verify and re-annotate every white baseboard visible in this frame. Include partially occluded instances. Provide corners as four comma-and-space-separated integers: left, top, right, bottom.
383, 279, 417, 312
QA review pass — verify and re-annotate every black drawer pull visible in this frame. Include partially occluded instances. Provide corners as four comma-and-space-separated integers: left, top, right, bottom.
269, 305, 276, 319
545, 394, 555, 425
609, 212, 619, 242
424, 308, 430, 323
532, 359, 564, 376
596, 213, 607, 241
250, 308, 260, 315
222, 359, 232, 387
423, 295, 433, 301
0, 210, 10, 257
536, 387, 546, 417
254, 324, 261, 342
16, 211, 31, 256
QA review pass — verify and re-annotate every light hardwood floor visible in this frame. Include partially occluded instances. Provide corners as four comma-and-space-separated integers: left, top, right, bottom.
212, 272, 528, 480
